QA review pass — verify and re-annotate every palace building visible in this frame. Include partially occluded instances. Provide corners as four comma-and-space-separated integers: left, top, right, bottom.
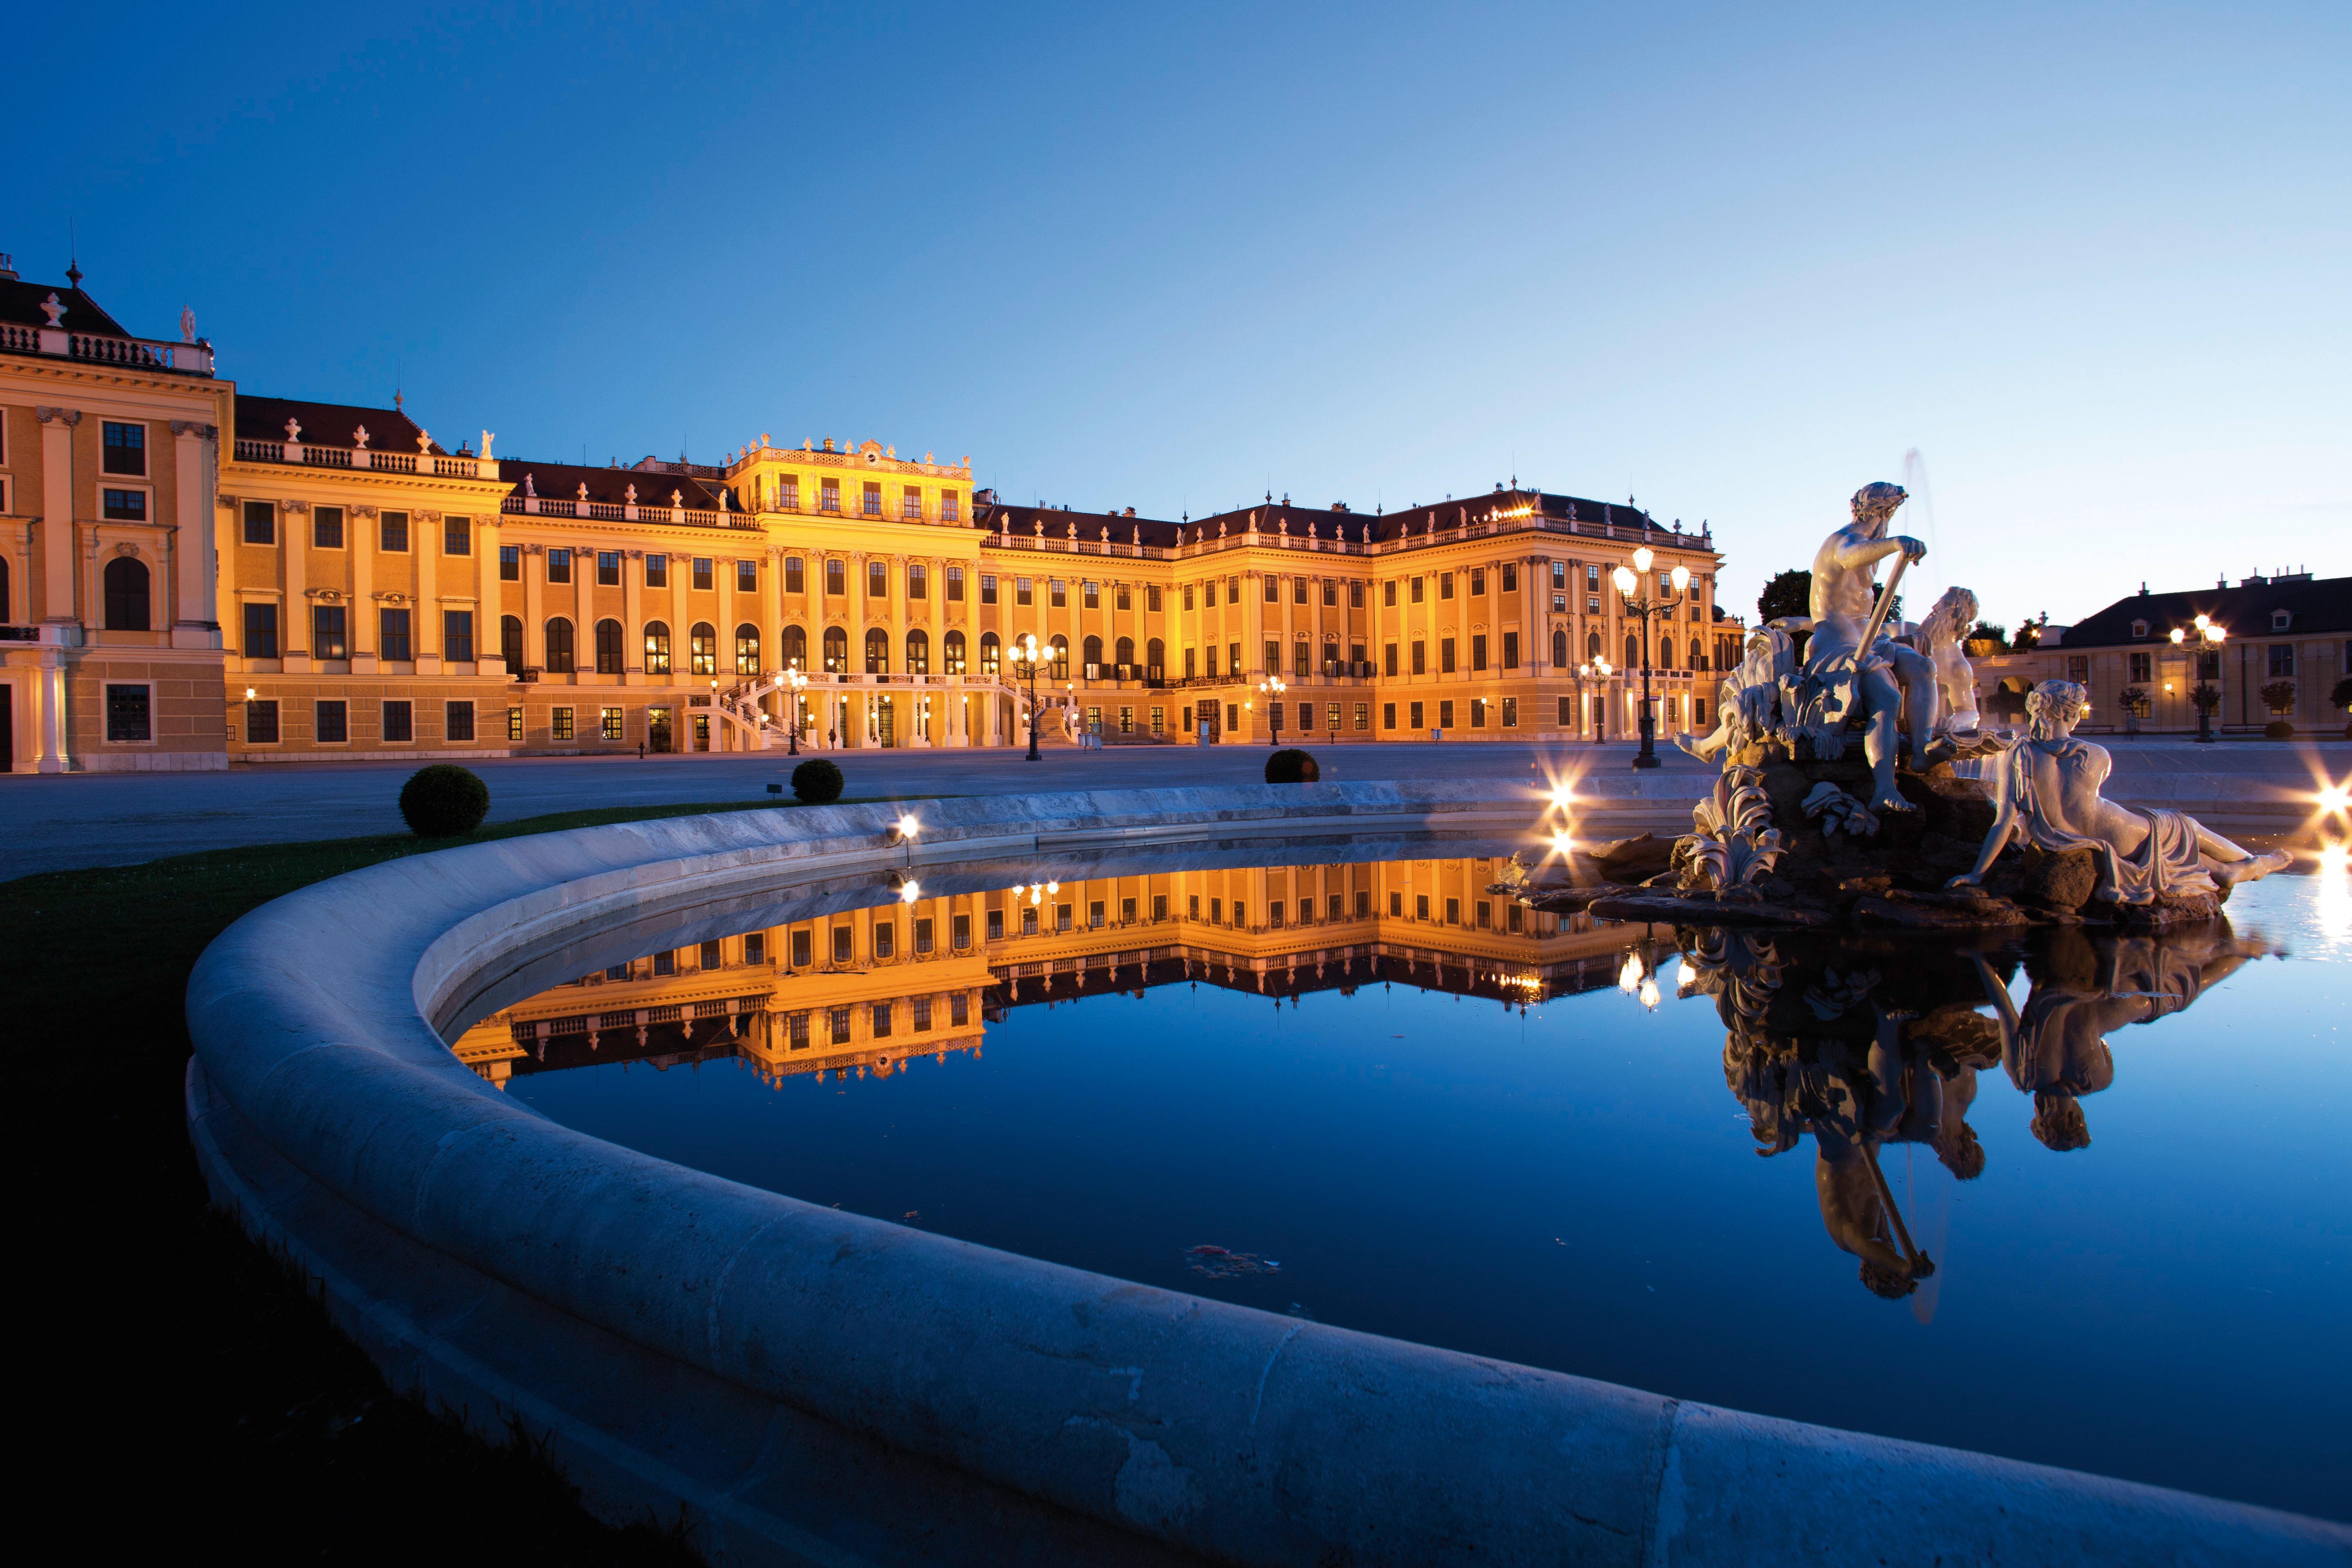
4, 254, 1732, 769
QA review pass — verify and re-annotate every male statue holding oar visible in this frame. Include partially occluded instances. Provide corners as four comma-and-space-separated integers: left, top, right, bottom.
1775, 481, 1935, 814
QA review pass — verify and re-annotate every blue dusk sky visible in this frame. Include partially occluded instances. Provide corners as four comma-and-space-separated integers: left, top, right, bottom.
25, 2, 2345, 630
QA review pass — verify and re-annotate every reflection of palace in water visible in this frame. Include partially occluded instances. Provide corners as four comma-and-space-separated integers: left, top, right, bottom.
454, 856, 1640, 1089
1685, 922, 2267, 1301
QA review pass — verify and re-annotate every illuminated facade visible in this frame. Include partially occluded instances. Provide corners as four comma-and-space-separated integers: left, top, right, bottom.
6, 255, 1731, 766
454, 856, 1635, 1087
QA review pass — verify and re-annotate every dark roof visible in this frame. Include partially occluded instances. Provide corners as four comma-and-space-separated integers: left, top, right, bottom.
979, 488, 1689, 550
0, 275, 133, 336
974, 501, 1185, 549
499, 456, 731, 511
237, 394, 447, 455
2058, 577, 2351, 647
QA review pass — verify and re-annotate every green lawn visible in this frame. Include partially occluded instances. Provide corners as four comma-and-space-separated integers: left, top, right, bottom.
10, 797, 873, 1564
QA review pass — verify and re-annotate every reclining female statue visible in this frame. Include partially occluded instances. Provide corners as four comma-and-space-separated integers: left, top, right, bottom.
1947, 680, 2290, 903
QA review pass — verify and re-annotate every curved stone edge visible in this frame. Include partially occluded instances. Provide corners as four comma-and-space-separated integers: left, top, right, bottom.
184, 783, 2352, 1568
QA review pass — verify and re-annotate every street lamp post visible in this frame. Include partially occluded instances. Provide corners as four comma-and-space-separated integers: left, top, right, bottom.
1610, 548, 1690, 770
784, 664, 807, 755
2174, 615, 2227, 743
1573, 659, 1614, 742
1011, 634, 1044, 761
1258, 675, 1287, 745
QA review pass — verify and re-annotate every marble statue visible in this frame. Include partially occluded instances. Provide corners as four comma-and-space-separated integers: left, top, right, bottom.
1913, 586, 1982, 735
1948, 681, 2290, 903
1783, 482, 1937, 813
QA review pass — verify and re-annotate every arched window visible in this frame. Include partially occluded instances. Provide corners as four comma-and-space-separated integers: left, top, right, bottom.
103, 556, 150, 630
944, 629, 967, 675
1114, 636, 1135, 673
1145, 637, 1164, 678
546, 617, 575, 673
635, 619, 665, 675
1689, 637, 1705, 671
1624, 633, 1639, 670
906, 628, 929, 675
735, 623, 761, 673
689, 621, 717, 677
1049, 634, 1069, 680
822, 626, 848, 672
1082, 634, 1103, 673
501, 615, 524, 668
1552, 628, 1568, 669
979, 631, 1000, 677
1586, 629, 1601, 660
781, 625, 807, 671
595, 619, 626, 674
864, 627, 890, 674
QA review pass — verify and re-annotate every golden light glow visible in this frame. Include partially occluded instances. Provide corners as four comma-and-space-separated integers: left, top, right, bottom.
1637, 975, 1661, 1010
1550, 829, 1575, 858
1632, 546, 1655, 573
1669, 563, 1690, 594
2316, 783, 2350, 815
1549, 782, 1575, 813
898, 878, 921, 904
2169, 627, 2185, 644
896, 813, 921, 839
1612, 565, 1637, 595
1617, 951, 1643, 993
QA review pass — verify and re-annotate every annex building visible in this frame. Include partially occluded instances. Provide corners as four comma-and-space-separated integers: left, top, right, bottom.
3, 255, 1733, 770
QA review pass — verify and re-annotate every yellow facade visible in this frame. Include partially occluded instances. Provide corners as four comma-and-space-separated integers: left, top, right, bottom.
453, 855, 1633, 1088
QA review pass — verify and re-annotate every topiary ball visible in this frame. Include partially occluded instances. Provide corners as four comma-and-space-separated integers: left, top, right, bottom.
399, 764, 490, 838
792, 757, 845, 804
2263, 719, 2294, 739
1265, 748, 1320, 784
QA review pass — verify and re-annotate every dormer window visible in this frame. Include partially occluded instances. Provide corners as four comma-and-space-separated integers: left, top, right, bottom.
2130, 619, 2149, 639
2271, 609, 2292, 631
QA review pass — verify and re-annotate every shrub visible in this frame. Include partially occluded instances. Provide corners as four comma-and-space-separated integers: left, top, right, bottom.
791, 757, 844, 804
2332, 675, 2352, 712
2264, 719, 2294, 740
398, 764, 490, 838
1265, 748, 1320, 784
2117, 685, 2149, 718
2259, 679, 2297, 716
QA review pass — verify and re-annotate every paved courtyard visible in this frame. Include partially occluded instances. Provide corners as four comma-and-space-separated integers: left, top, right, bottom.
3, 737, 2342, 881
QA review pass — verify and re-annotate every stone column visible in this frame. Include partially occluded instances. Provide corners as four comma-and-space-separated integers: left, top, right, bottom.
669, 548, 689, 687
522, 544, 544, 667
34, 407, 78, 627
573, 548, 594, 687
622, 550, 645, 685
478, 515, 504, 676
847, 551, 871, 746
169, 421, 220, 648
282, 501, 310, 671
415, 513, 441, 669
351, 508, 376, 666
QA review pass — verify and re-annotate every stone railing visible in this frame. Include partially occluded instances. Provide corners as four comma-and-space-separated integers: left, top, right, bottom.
0, 322, 217, 375
498, 495, 761, 531
232, 438, 489, 478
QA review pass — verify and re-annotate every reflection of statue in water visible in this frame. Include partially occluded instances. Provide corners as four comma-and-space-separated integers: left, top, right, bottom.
1950, 681, 2291, 905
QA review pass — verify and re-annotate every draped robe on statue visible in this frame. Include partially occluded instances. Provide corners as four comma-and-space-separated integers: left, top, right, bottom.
1998, 737, 2214, 905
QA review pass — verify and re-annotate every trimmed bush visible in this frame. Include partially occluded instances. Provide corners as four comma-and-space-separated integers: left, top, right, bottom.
2263, 719, 2294, 740
1265, 748, 1321, 784
791, 757, 844, 804
398, 764, 490, 838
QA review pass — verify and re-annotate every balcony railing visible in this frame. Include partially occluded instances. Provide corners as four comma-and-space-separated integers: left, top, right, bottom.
976, 512, 1713, 563
0, 322, 216, 376
233, 438, 490, 478
499, 495, 762, 531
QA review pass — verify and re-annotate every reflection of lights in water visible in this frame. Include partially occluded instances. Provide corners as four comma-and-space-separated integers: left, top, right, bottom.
899, 878, 921, 904
1674, 959, 1696, 996
2321, 843, 2350, 941
2316, 783, 2350, 815
1617, 951, 1643, 993
896, 813, 921, 839
1550, 830, 1575, 858
1638, 975, 1661, 1010
1550, 783, 1575, 813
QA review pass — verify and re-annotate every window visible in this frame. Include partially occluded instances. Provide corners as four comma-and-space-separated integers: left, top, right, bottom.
245, 699, 279, 744
1056, 902, 1072, 933
1410, 577, 1425, 605
1322, 580, 1337, 607
1383, 702, 1396, 730
909, 563, 928, 600
1294, 640, 1310, 677
654, 951, 675, 976
446, 701, 475, 742
546, 547, 570, 583
551, 706, 575, 741
600, 707, 624, 741
944, 629, 967, 675
2129, 652, 2153, 683
102, 489, 147, 521
1410, 700, 1425, 728
1559, 696, 1572, 726
828, 1005, 851, 1043
383, 701, 414, 743
241, 501, 275, 545
825, 559, 845, 596
1439, 699, 1455, 728
645, 555, 669, 589
2269, 644, 2295, 677
784, 557, 805, 594
1445, 897, 1461, 925
643, 621, 670, 675
1503, 631, 1519, 670
820, 478, 841, 512
313, 506, 345, 549
862, 482, 882, 517
1147, 584, 1162, 611
1553, 629, 1568, 669
102, 557, 150, 630
735, 623, 761, 673
1471, 697, 1487, 728
102, 421, 146, 474
377, 608, 410, 662
95, 683, 150, 743
599, 551, 622, 587
314, 605, 349, 660
1439, 572, 1454, 600
871, 1002, 893, 1037
1470, 635, 1486, 672
443, 516, 470, 555
1501, 697, 1518, 728
947, 566, 964, 601
978, 632, 999, 677
904, 487, 930, 521
953, 912, 971, 949
499, 544, 519, 581
507, 706, 523, 742
866, 628, 891, 674
906, 628, 930, 675
444, 610, 474, 663
1476, 901, 1491, 929
791, 929, 812, 967
980, 574, 998, 605
1083, 581, 1099, 609
744, 933, 766, 964
690, 623, 717, 676
1050, 637, 1069, 679
1470, 568, 1485, 596
1292, 577, 1308, 606
1326, 702, 1341, 731
1266, 640, 1281, 673
315, 700, 349, 743
243, 602, 278, 658
545, 617, 575, 672
1412, 641, 1428, 675
1502, 564, 1517, 592
693, 558, 713, 592
1050, 579, 1067, 608
502, 615, 524, 668
868, 561, 888, 598
2067, 655, 2091, 684
1088, 900, 1105, 929
940, 491, 960, 522
380, 511, 409, 552
1263, 576, 1279, 605
987, 907, 1006, 941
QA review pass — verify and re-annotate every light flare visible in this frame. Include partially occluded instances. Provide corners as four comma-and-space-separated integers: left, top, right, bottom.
1638, 976, 1661, 1011
1617, 951, 1643, 993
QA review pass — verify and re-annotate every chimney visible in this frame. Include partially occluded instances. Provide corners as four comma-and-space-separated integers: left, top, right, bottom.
0, 252, 16, 281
